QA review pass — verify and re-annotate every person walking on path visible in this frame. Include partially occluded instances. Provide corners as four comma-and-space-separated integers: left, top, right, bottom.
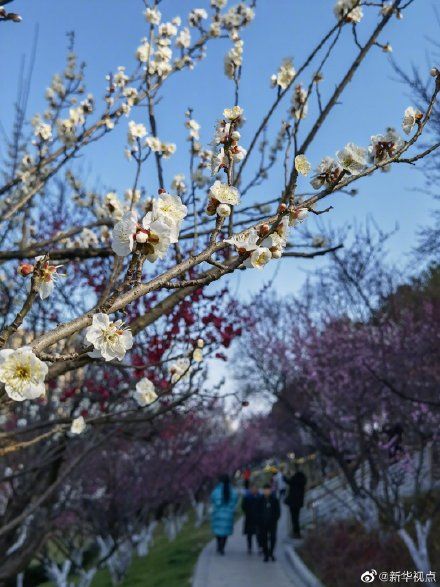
284, 466, 307, 539
241, 484, 263, 554
210, 474, 238, 555
242, 466, 252, 489
273, 467, 286, 500
259, 483, 280, 562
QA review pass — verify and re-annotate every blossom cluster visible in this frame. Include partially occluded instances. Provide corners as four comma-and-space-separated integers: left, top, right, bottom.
18, 257, 66, 300
111, 190, 187, 261
206, 106, 246, 217
308, 105, 423, 189
127, 120, 176, 160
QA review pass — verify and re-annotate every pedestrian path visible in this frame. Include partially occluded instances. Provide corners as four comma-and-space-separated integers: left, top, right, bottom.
192, 505, 300, 587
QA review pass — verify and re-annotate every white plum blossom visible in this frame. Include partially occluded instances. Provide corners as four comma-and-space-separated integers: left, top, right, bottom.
150, 192, 187, 243
271, 58, 296, 90
211, 0, 227, 7
336, 142, 367, 175
32, 259, 66, 300
176, 27, 191, 49
85, 313, 133, 362
128, 121, 147, 144
171, 174, 187, 193
292, 84, 308, 120
145, 6, 161, 25
295, 154, 311, 176
0, 347, 48, 402
113, 66, 129, 88
186, 118, 200, 140
159, 21, 178, 36
70, 416, 86, 435
111, 210, 138, 257
141, 214, 173, 262
103, 192, 124, 220
192, 348, 203, 362
189, 8, 208, 27
369, 129, 404, 164
57, 118, 76, 145
153, 192, 188, 228
244, 247, 272, 270
289, 207, 309, 226
134, 377, 158, 407
146, 136, 162, 152
161, 142, 176, 158
123, 86, 139, 107
310, 156, 343, 189
217, 203, 231, 217
209, 180, 240, 205
402, 106, 423, 135
223, 105, 243, 121
261, 217, 290, 255
124, 188, 141, 205
33, 121, 52, 141
146, 137, 176, 158
224, 40, 243, 79
170, 357, 191, 383
136, 41, 151, 63
334, 0, 363, 23
225, 228, 259, 253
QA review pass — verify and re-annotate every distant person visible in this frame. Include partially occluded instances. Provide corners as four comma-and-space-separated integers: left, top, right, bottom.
241, 484, 262, 554
273, 468, 286, 500
211, 474, 238, 555
242, 466, 251, 489
284, 465, 307, 538
259, 483, 280, 562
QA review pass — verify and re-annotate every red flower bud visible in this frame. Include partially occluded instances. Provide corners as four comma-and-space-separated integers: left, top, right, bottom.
259, 224, 270, 236
18, 263, 34, 277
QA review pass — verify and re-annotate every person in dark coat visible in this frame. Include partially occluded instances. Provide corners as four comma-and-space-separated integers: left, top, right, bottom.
210, 474, 238, 555
259, 483, 280, 562
241, 484, 262, 554
284, 466, 307, 538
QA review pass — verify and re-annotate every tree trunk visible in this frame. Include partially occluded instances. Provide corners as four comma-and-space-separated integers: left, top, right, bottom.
398, 519, 432, 574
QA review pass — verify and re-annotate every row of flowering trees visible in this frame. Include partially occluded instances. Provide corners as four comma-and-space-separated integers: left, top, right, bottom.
235, 227, 440, 572
18, 410, 269, 586
1, 0, 439, 579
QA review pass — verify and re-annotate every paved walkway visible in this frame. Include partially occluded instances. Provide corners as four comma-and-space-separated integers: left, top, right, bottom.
193, 505, 300, 587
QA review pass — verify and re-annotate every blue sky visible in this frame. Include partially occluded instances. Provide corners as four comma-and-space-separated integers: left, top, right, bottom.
1, 0, 438, 301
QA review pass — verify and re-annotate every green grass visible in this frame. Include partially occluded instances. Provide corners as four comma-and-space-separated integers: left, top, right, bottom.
92, 520, 211, 587
36, 518, 212, 587
38, 518, 212, 587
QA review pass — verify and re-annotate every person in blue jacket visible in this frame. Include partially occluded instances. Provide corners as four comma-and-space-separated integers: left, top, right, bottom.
210, 474, 238, 554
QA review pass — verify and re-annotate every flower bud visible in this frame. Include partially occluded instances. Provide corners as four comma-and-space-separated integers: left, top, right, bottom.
231, 130, 241, 141
196, 338, 204, 348
295, 208, 309, 220
259, 224, 270, 236
135, 230, 149, 244
271, 249, 282, 259
278, 203, 287, 213
206, 202, 217, 216
430, 67, 439, 78
18, 263, 34, 277
192, 348, 203, 362
217, 203, 231, 217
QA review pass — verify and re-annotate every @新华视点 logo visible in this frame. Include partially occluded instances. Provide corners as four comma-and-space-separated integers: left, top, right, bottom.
361, 570, 378, 583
